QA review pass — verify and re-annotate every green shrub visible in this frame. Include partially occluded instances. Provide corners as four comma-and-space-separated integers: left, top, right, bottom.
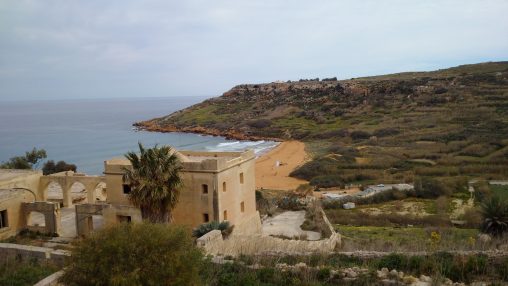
480, 196, 508, 236
290, 158, 338, 180
350, 130, 371, 140
192, 221, 231, 238
310, 175, 345, 188
376, 253, 406, 270
279, 194, 306, 211
60, 223, 203, 286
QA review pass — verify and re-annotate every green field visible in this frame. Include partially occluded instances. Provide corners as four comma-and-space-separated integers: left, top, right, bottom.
491, 184, 508, 200
337, 225, 479, 252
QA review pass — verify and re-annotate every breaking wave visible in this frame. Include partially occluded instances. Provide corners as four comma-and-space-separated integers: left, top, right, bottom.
206, 140, 278, 157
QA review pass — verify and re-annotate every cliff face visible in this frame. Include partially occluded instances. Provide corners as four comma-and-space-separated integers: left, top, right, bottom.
136, 62, 508, 142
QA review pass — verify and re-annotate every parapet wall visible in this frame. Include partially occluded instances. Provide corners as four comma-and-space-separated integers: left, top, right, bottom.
196, 211, 341, 256
180, 150, 255, 172
0, 243, 70, 267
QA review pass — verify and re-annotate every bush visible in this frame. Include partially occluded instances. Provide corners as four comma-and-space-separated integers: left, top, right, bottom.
60, 223, 203, 286
290, 158, 338, 180
247, 119, 272, 129
310, 175, 345, 188
0, 148, 47, 169
42, 160, 77, 175
414, 177, 453, 198
480, 196, 508, 236
350, 130, 371, 140
278, 194, 306, 211
473, 180, 492, 203
192, 221, 231, 238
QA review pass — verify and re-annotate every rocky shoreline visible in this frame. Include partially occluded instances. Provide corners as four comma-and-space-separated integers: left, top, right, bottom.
133, 120, 282, 142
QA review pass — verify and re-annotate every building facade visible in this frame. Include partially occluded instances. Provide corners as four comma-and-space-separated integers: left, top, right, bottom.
102, 149, 259, 231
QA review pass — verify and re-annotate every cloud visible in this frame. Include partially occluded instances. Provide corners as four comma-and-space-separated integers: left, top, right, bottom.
0, 0, 507, 100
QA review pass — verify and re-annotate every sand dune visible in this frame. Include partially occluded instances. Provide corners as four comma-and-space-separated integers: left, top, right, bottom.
255, 141, 309, 190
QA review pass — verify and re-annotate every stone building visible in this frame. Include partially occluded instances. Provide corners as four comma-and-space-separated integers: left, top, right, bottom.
0, 148, 262, 239
0, 169, 41, 240
101, 149, 260, 234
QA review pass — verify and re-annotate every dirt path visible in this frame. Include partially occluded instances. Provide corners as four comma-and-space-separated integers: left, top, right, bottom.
255, 141, 309, 190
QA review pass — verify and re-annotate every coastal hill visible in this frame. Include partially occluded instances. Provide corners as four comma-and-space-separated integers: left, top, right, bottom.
137, 62, 508, 185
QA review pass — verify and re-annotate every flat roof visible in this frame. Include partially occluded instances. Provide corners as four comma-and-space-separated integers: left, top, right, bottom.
105, 150, 247, 165
0, 169, 40, 181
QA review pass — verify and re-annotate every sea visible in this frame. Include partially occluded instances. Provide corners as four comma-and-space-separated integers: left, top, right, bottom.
0, 97, 277, 175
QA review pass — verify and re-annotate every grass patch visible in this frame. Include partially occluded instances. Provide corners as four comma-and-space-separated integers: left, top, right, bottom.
0, 259, 59, 286
337, 225, 480, 252
491, 184, 508, 201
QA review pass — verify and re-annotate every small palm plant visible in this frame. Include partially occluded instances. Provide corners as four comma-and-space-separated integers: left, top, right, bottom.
480, 196, 508, 236
124, 143, 183, 223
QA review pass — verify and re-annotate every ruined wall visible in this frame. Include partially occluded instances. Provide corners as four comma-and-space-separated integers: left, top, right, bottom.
102, 204, 142, 226
197, 210, 340, 256
0, 243, 70, 267
0, 190, 34, 240
0, 170, 41, 198
22, 201, 61, 236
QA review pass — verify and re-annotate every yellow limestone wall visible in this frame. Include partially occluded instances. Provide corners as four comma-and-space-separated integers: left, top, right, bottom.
103, 150, 259, 230
0, 190, 34, 240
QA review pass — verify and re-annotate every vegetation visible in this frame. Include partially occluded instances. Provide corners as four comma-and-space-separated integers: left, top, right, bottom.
322, 177, 468, 209
336, 225, 483, 252
0, 147, 47, 169
60, 223, 203, 286
0, 259, 58, 286
491, 184, 508, 201
139, 62, 508, 184
42, 160, 77, 175
124, 143, 183, 223
201, 252, 508, 285
192, 221, 231, 238
480, 196, 508, 236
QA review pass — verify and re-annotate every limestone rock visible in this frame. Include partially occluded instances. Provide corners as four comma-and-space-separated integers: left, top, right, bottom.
402, 275, 418, 284
419, 275, 432, 283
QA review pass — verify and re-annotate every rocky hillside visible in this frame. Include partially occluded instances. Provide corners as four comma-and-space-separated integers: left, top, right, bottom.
137, 62, 508, 183
137, 62, 508, 141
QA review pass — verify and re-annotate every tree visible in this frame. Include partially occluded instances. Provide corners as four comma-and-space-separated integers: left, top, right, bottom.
0, 148, 47, 169
60, 223, 203, 286
480, 196, 508, 236
124, 143, 183, 223
42, 160, 77, 175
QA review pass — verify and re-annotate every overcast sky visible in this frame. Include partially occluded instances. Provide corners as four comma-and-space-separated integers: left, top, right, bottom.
1, 0, 507, 101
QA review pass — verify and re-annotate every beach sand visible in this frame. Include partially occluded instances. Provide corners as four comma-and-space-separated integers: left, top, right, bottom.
255, 140, 309, 190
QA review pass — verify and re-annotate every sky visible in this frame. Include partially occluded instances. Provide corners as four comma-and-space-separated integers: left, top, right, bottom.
0, 0, 507, 101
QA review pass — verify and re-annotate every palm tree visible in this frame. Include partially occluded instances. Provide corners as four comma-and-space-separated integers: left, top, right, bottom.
123, 143, 183, 223
480, 196, 508, 236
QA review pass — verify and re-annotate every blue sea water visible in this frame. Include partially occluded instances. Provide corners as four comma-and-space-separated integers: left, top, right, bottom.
0, 97, 277, 175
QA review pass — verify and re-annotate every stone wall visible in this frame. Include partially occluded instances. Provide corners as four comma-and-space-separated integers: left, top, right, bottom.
34, 270, 64, 286
22, 201, 61, 236
0, 243, 70, 267
197, 211, 341, 256
0, 189, 34, 240
231, 211, 262, 236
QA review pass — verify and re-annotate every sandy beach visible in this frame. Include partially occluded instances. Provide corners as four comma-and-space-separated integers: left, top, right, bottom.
255, 140, 309, 190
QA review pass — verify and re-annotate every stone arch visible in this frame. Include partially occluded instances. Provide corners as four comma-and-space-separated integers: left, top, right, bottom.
69, 181, 87, 205
45, 181, 65, 206
92, 182, 107, 202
